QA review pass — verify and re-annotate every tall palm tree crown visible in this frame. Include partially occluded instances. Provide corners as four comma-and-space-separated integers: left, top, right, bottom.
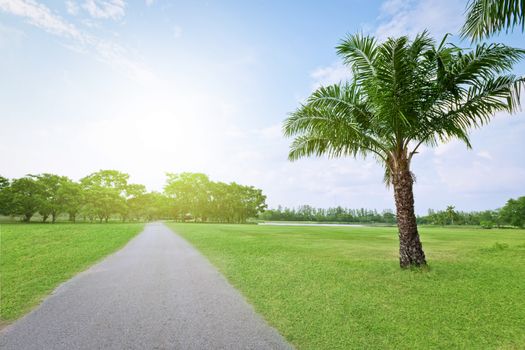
283, 31, 524, 267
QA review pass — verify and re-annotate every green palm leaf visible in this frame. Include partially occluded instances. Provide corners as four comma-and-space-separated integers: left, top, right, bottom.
462, 0, 525, 41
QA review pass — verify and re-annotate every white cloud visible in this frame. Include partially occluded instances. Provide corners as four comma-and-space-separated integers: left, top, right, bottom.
65, 0, 79, 15
375, 0, 464, 40
308, 0, 466, 90
82, 0, 125, 20
0, 0, 152, 81
0, 0, 82, 39
310, 62, 352, 89
145, 0, 155, 6
477, 151, 493, 160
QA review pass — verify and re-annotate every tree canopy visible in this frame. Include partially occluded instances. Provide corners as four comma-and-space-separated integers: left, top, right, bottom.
0, 171, 266, 224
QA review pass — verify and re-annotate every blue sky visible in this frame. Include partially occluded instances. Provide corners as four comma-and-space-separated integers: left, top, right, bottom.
0, 0, 524, 214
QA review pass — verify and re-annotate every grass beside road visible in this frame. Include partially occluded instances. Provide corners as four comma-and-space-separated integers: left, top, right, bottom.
0, 223, 144, 322
168, 223, 525, 350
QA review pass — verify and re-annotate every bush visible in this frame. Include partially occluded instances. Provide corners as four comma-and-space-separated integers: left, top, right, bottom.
480, 221, 493, 229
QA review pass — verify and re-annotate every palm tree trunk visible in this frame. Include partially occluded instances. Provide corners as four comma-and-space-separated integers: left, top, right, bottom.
392, 161, 427, 268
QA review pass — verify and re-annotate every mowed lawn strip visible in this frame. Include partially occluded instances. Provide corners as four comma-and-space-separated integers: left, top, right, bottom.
167, 223, 525, 350
0, 223, 144, 322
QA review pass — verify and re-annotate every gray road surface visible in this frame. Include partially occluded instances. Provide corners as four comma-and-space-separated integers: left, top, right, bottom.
0, 222, 291, 350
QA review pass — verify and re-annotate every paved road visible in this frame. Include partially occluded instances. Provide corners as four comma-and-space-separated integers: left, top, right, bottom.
1, 223, 291, 350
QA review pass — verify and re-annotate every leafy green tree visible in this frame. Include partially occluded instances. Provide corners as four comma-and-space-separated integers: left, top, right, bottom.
0, 176, 11, 216
58, 179, 84, 222
217, 182, 267, 223
80, 170, 129, 223
130, 191, 172, 221
164, 173, 211, 221
462, 0, 525, 41
123, 183, 147, 221
33, 174, 71, 223
207, 181, 231, 222
382, 210, 396, 224
500, 196, 525, 227
164, 173, 267, 223
8, 177, 43, 222
0, 176, 8, 189
283, 32, 524, 267
237, 184, 267, 222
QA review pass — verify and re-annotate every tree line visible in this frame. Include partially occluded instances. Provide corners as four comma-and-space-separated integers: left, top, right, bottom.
0, 171, 267, 223
258, 205, 396, 224
417, 198, 525, 228
259, 197, 525, 228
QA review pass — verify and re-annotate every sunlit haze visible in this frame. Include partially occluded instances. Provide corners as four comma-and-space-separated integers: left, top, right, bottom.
1, 0, 524, 213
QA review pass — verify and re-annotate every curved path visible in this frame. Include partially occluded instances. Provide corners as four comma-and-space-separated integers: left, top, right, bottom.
0, 223, 291, 350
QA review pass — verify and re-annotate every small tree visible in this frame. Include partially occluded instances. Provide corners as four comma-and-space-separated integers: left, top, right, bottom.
8, 177, 43, 222
500, 196, 525, 227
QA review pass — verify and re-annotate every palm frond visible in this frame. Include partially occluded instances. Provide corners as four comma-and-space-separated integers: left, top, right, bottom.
422, 75, 524, 149
336, 34, 378, 81
461, 0, 525, 41
283, 83, 389, 162
449, 44, 525, 86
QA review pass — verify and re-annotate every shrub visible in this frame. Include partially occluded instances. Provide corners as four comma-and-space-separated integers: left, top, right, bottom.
480, 221, 493, 229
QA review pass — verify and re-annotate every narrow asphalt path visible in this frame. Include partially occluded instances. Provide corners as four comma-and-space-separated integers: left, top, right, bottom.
1, 223, 291, 350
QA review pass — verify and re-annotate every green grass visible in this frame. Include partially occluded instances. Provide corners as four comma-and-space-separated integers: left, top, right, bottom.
0, 223, 144, 322
167, 223, 525, 350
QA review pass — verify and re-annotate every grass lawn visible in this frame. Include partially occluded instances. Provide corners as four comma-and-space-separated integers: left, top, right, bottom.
167, 223, 525, 349
0, 223, 144, 323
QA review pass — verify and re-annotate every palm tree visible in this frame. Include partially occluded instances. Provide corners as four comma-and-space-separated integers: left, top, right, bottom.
283, 32, 524, 268
446, 205, 456, 225
462, 0, 524, 41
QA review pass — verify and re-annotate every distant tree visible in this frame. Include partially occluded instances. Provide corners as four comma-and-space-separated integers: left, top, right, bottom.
124, 183, 147, 221
445, 205, 457, 225
58, 179, 84, 222
382, 210, 396, 224
0, 176, 11, 216
164, 173, 211, 221
0, 176, 8, 189
33, 174, 72, 223
283, 32, 524, 267
140, 192, 172, 221
259, 206, 399, 224
81, 170, 129, 223
8, 177, 43, 222
500, 196, 525, 227
462, 0, 525, 41
230, 183, 267, 223
164, 173, 267, 223
208, 181, 232, 222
